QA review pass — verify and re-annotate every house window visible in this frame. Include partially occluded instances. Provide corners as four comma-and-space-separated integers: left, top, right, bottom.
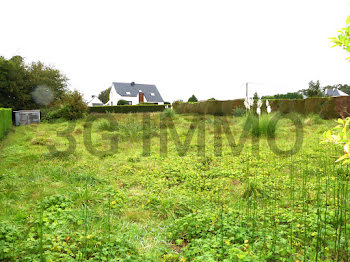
151, 92, 155, 96
126, 91, 131, 95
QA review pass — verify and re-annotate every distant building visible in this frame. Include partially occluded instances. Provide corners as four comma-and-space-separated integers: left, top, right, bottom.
105, 82, 164, 105
87, 95, 104, 107
324, 87, 349, 97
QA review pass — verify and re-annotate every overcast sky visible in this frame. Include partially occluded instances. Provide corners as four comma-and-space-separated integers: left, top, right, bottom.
2, 0, 350, 102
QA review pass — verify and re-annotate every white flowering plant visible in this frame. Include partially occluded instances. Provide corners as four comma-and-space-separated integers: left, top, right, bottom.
243, 97, 271, 115
266, 100, 271, 114
244, 97, 254, 112
256, 99, 263, 115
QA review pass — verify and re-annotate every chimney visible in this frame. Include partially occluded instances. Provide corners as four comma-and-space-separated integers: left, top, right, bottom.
131, 82, 135, 86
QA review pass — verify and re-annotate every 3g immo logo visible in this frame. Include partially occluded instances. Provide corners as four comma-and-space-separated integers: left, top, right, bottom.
46, 113, 303, 158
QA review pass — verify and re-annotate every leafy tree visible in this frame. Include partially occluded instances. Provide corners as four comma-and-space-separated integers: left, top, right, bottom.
338, 84, 350, 95
188, 95, 198, 103
28, 61, 68, 100
0, 56, 68, 110
207, 98, 216, 101
253, 92, 259, 100
98, 87, 111, 104
330, 15, 350, 60
302, 80, 323, 97
0, 56, 31, 110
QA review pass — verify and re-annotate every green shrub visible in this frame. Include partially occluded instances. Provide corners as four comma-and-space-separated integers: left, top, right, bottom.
44, 90, 87, 120
88, 104, 166, 114
162, 109, 175, 118
0, 108, 12, 140
232, 107, 246, 117
117, 99, 129, 105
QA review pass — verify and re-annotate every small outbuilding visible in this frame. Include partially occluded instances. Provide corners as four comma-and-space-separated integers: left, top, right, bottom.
87, 95, 104, 107
14, 110, 41, 126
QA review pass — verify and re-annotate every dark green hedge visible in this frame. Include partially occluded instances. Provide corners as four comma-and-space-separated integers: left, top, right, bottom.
172, 97, 350, 119
0, 108, 12, 140
88, 104, 166, 114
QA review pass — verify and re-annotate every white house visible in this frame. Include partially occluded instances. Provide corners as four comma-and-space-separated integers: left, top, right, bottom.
105, 82, 164, 105
87, 95, 104, 107
324, 87, 349, 97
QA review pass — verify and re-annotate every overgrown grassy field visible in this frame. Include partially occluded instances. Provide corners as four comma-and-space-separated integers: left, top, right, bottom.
0, 112, 348, 261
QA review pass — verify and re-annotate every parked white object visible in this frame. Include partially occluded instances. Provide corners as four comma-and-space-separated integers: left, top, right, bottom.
14, 110, 40, 126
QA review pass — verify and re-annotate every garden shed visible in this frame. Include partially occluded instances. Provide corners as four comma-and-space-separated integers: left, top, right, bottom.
14, 110, 41, 126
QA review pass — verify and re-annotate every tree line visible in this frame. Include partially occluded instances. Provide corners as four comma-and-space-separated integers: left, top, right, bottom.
262, 81, 350, 100
0, 56, 69, 110
0, 56, 87, 119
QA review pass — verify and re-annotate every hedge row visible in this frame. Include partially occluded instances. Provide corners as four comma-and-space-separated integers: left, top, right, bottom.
88, 104, 167, 114
173, 97, 350, 119
0, 108, 12, 140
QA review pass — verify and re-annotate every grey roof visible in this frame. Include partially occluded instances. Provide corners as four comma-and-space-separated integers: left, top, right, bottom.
112, 82, 164, 102
324, 88, 349, 97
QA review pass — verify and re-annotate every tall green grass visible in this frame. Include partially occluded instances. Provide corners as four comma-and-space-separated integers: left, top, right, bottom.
1, 112, 348, 260
242, 113, 276, 138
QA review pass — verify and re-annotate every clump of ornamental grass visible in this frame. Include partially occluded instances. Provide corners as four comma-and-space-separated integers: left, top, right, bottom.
242, 113, 276, 138
162, 108, 176, 118
241, 98, 275, 137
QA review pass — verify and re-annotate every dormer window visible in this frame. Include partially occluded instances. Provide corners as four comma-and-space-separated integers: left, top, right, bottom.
151, 92, 155, 96
126, 91, 131, 95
